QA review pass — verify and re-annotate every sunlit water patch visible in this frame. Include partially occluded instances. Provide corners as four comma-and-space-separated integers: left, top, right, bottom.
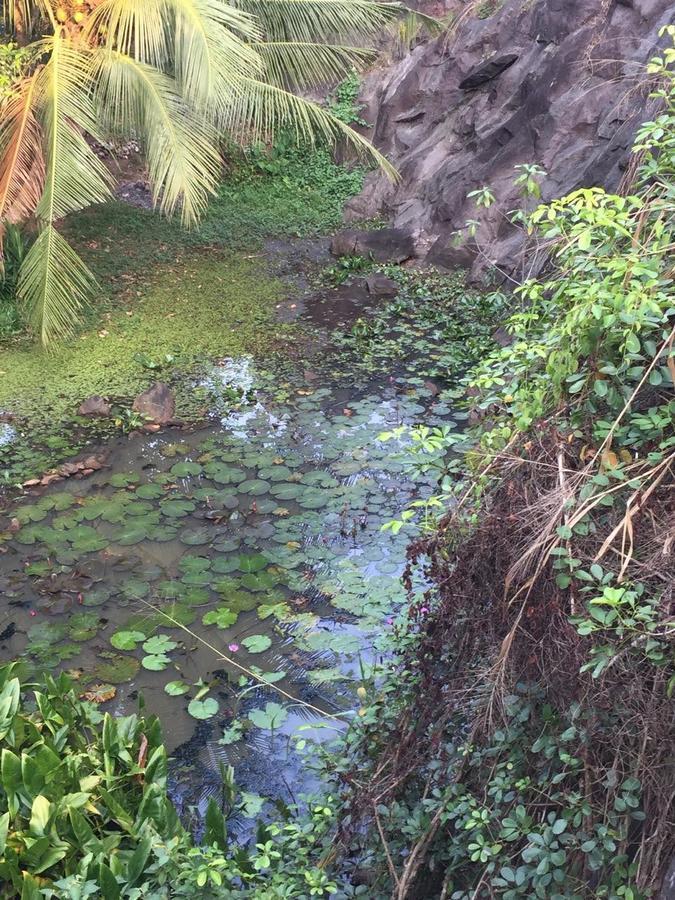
0, 360, 455, 821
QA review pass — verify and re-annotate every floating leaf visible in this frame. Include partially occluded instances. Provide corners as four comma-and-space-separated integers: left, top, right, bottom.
68, 613, 101, 642
94, 656, 140, 684
136, 483, 164, 500
219, 721, 244, 745
242, 634, 272, 654
269, 483, 302, 500
180, 528, 211, 546
110, 630, 146, 651
240, 792, 265, 818
188, 697, 219, 720
160, 499, 196, 518
248, 702, 287, 730
142, 654, 171, 671
109, 473, 139, 487
143, 635, 178, 655
171, 461, 203, 478
164, 680, 190, 696
237, 553, 268, 574
202, 608, 239, 629
238, 479, 270, 495
241, 571, 277, 592
205, 464, 246, 485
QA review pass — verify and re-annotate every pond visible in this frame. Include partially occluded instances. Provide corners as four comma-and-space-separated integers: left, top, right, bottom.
0, 275, 463, 828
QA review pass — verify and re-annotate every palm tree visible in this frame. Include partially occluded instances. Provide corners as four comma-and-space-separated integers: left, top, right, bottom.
0, 0, 410, 345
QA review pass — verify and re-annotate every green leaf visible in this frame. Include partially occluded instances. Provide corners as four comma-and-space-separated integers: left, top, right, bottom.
202, 607, 239, 629
242, 634, 272, 654
0, 678, 20, 741
142, 635, 178, 655
0, 812, 8, 855
248, 702, 287, 730
110, 630, 146, 651
29, 795, 51, 836
142, 654, 171, 671
125, 834, 152, 888
164, 680, 190, 696
188, 697, 219, 720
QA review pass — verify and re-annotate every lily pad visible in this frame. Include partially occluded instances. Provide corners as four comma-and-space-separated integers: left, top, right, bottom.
202, 607, 239, 629
188, 697, 219, 720
269, 483, 302, 501
94, 655, 140, 683
237, 553, 268, 574
68, 613, 101, 642
241, 571, 278, 592
142, 654, 171, 671
143, 635, 178, 655
110, 630, 146, 651
205, 464, 246, 485
160, 498, 196, 518
238, 479, 270, 496
179, 527, 211, 546
165, 680, 190, 696
242, 634, 272, 654
171, 461, 203, 478
136, 483, 164, 500
248, 702, 287, 730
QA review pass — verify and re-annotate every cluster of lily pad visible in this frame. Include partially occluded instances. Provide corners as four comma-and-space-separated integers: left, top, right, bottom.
0, 275, 482, 759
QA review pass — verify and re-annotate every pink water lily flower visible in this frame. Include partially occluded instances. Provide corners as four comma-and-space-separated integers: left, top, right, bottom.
228, 643, 240, 653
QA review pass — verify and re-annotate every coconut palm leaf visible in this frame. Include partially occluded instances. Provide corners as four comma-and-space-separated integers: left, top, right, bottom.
218, 76, 396, 177
257, 41, 376, 90
34, 36, 113, 223
23, 33, 113, 345
17, 226, 96, 345
231, 0, 402, 42
0, 73, 45, 233
95, 51, 221, 225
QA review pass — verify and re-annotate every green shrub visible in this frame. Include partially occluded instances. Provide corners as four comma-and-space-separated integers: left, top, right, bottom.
0, 664, 184, 898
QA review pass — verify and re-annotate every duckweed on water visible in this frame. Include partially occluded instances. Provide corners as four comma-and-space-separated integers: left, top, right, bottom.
0, 252, 287, 424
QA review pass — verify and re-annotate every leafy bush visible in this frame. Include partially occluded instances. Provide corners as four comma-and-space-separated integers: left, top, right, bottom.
0, 665, 344, 898
0, 663, 183, 898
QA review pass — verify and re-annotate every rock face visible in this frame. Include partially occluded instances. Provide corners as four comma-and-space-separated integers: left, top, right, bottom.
347, 0, 675, 280
330, 227, 416, 263
132, 382, 175, 424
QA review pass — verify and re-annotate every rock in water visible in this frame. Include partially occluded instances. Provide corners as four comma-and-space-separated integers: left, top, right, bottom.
132, 382, 175, 424
78, 396, 112, 418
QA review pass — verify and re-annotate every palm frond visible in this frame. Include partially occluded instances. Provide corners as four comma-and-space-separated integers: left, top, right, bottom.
0, 73, 45, 229
17, 226, 96, 345
258, 41, 376, 90
86, 0, 171, 68
35, 35, 113, 224
230, 0, 403, 42
170, 0, 262, 105
219, 76, 397, 178
23, 32, 113, 346
95, 50, 221, 225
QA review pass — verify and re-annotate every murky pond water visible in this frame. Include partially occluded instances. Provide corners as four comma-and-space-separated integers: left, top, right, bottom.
0, 289, 459, 823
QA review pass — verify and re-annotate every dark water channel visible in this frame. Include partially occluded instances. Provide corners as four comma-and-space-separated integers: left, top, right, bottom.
0, 287, 456, 825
